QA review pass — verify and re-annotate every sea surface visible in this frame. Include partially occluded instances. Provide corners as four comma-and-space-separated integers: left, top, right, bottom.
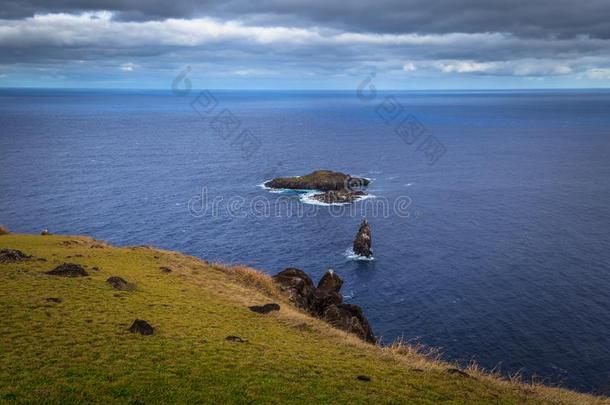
1, 88, 609, 394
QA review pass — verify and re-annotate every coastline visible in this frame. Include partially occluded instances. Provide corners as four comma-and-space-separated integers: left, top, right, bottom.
0, 232, 606, 403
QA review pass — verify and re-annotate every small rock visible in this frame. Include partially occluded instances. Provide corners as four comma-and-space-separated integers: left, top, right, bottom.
46, 297, 62, 303
92, 266, 99, 271
160, 266, 172, 274
317, 269, 343, 293
46, 263, 88, 277
447, 368, 471, 378
0, 249, 31, 263
225, 335, 246, 343
106, 276, 136, 291
357, 375, 371, 382
40, 229, 51, 236
129, 319, 154, 335
353, 219, 373, 258
249, 303, 280, 314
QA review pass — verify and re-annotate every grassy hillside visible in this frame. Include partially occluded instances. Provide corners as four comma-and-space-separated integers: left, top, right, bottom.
0, 234, 606, 404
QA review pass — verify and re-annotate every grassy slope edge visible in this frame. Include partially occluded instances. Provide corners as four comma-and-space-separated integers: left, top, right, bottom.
0, 234, 606, 404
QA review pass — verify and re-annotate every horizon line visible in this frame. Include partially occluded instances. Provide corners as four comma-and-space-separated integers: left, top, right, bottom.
2, 86, 610, 92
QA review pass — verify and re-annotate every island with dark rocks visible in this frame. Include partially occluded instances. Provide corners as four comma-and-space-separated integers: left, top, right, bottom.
264, 170, 370, 204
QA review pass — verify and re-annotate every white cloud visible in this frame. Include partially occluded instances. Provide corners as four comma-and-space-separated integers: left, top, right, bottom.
430, 59, 574, 76
229, 68, 274, 76
584, 68, 610, 79
0, 12, 516, 50
120, 62, 136, 72
402, 62, 417, 72
439, 61, 496, 73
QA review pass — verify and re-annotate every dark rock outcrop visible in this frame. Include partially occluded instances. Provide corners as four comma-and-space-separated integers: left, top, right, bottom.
273, 268, 376, 343
106, 276, 136, 291
353, 219, 373, 258
129, 319, 154, 335
311, 189, 366, 204
309, 289, 343, 316
317, 269, 343, 293
322, 303, 376, 343
249, 303, 280, 314
272, 268, 315, 310
0, 225, 9, 235
160, 266, 173, 274
0, 249, 31, 263
225, 335, 247, 343
265, 170, 369, 192
40, 229, 51, 236
46, 263, 88, 277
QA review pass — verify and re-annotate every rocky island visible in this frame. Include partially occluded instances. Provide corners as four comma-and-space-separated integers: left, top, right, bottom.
265, 170, 370, 204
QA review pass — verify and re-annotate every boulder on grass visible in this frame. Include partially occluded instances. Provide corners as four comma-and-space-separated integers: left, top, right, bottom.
249, 303, 280, 314
106, 276, 136, 291
0, 249, 31, 263
129, 319, 154, 335
46, 263, 88, 277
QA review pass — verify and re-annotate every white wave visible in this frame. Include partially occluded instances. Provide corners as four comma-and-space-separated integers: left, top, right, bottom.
344, 247, 375, 261
300, 191, 377, 206
405, 182, 414, 187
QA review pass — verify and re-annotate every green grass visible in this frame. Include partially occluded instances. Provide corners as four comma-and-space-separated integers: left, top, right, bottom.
0, 234, 606, 404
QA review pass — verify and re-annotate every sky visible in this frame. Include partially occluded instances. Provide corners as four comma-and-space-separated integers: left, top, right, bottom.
1, 0, 610, 89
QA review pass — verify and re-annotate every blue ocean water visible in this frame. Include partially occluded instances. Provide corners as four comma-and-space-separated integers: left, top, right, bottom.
1, 88, 609, 394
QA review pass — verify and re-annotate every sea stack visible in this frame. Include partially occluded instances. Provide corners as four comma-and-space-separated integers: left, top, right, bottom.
353, 219, 372, 258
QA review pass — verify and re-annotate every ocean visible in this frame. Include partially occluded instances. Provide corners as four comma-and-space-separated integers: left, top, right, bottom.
1, 88, 609, 394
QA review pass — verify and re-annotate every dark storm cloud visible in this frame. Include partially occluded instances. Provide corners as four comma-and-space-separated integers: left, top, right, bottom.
2, 0, 610, 39
1, 0, 610, 86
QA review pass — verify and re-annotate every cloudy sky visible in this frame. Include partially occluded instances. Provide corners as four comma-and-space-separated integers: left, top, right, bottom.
1, 0, 610, 89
